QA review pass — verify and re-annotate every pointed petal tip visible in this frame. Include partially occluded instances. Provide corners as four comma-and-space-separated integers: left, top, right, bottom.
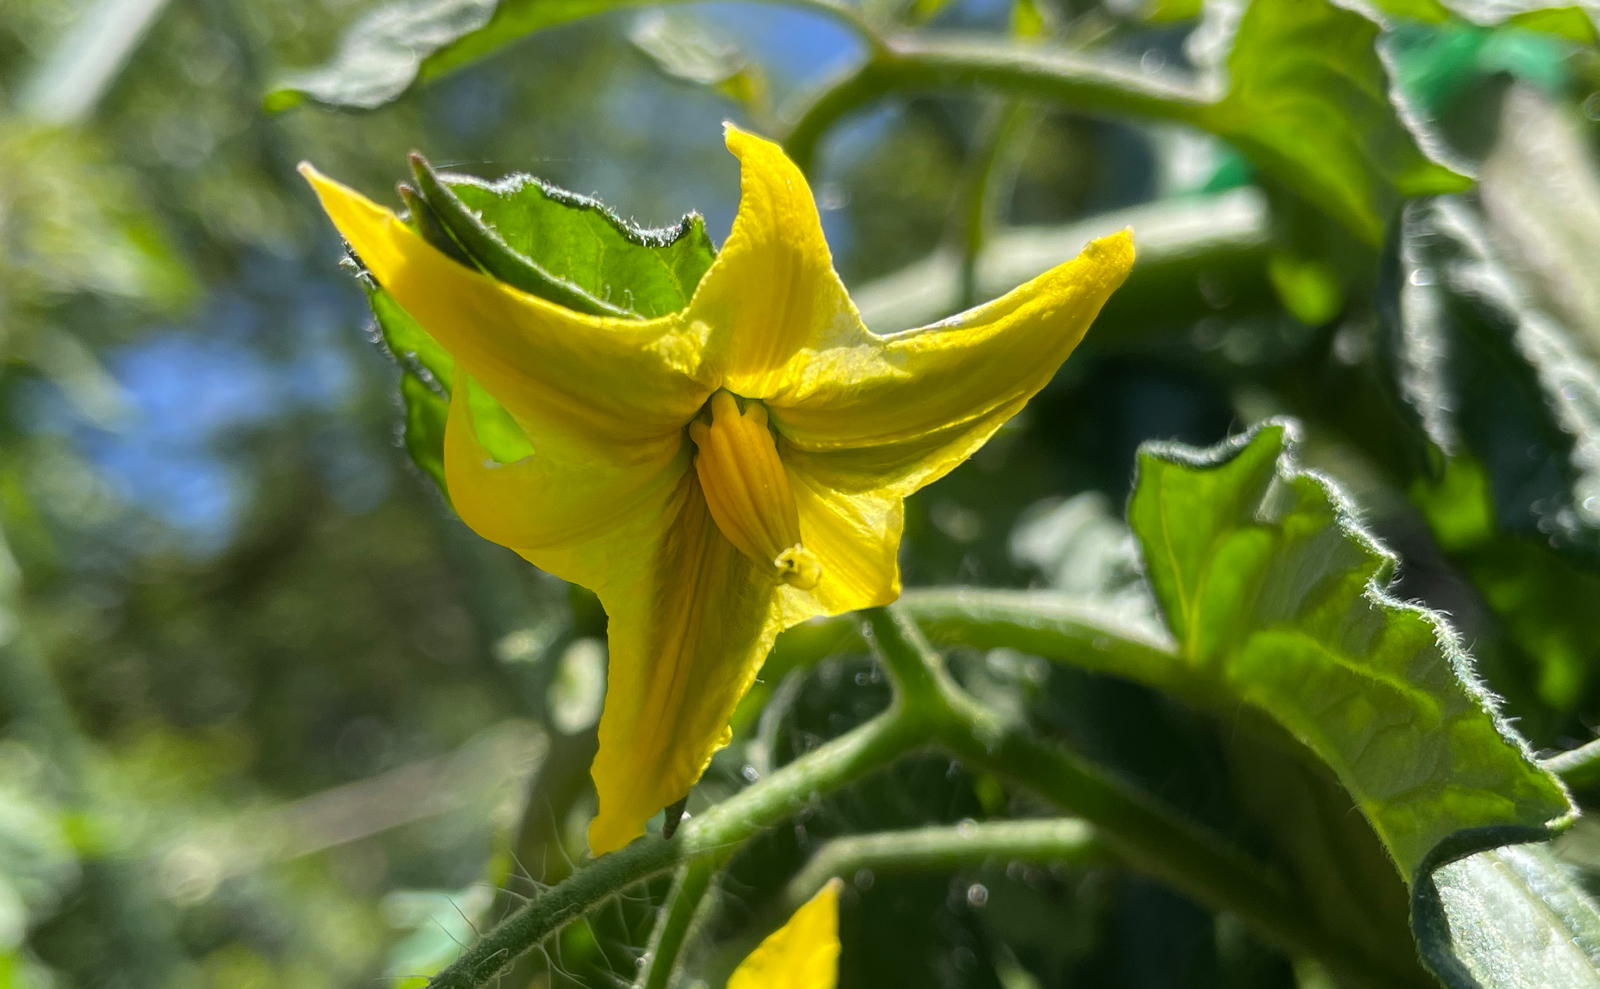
722, 121, 784, 161
1091, 227, 1136, 269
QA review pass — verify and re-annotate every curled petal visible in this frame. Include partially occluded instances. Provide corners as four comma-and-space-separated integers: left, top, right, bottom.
779, 462, 902, 622
443, 372, 689, 588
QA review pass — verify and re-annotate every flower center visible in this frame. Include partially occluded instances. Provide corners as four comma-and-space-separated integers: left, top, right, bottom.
689, 390, 821, 590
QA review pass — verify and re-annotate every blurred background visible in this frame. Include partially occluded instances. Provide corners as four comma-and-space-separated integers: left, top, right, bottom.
3, 0, 1600, 986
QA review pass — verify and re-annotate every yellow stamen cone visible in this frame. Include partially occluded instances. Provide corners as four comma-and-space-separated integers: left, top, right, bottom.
690, 390, 821, 589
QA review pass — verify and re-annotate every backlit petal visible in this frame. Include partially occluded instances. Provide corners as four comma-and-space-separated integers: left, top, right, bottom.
301, 163, 714, 448
689, 126, 871, 399
779, 461, 902, 621
443, 373, 689, 588
768, 230, 1135, 495
728, 880, 841, 989
587, 469, 787, 854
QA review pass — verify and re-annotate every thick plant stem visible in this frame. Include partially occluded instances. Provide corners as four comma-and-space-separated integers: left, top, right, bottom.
428, 833, 681, 989
864, 605, 1429, 989
784, 36, 1208, 173
635, 859, 715, 989
426, 702, 927, 989
783, 818, 1100, 911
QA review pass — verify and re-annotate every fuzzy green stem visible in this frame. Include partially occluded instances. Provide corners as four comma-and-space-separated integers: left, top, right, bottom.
784, 35, 1208, 173
1546, 738, 1600, 791
869, 605, 1431, 989
783, 818, 1100, 911
636, 858, 715, 989
426, 703, 926, 989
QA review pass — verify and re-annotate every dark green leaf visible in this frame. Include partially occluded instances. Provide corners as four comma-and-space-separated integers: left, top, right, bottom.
1411, 456, 1600, 728
1196, 0, 1471, 246
1126, 420, 1572, 882
1380, 196, 1600, 562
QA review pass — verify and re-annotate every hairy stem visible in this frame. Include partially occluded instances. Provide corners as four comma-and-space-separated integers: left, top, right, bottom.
783, 818, 1100, 911
427, 696, 927, 989
784, 35, 1209, 173
635, 859, 715, 989
1546, 737, 1600, 791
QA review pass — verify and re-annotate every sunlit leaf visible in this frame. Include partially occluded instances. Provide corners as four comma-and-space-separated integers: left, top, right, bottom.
1126, 421, 1572, 882
363, 164, 716, 495
1196, 0, 1471, 246
417, 162, 716, 320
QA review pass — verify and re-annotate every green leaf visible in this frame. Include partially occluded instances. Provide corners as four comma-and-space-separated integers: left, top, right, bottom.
1410, 457, 1600, 727
1267, 252, 1343, 326
1505, 6, 1597, 43
1010, 0, 1051, 38
265, 0, 674, 111
1417, 844, 1600, 988
1197, 0, 1471, 245
1127, 420, 1572, 883
1370, 0, 1453, 21
408, 155, 633, 318
1144, 0, 1203, 23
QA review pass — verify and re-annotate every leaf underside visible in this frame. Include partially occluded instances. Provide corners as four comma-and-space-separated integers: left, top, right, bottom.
1198, 0, 1470, 246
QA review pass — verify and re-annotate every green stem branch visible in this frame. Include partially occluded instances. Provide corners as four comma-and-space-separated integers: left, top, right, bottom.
867, 605, 1430, 989
635, 858, 715, 989
1546, 737, 1600, 791
784, 35, 1209, 173
427, 698, 927, 989
783, 818, 1100, 912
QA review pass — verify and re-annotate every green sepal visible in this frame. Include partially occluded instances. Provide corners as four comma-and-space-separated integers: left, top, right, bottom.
408, 153, 632, 318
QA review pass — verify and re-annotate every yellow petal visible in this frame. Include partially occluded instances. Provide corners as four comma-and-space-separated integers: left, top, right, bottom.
443, 372, 689, 588
779, 465, 901, 621
729, 880, 842, 989
299, 163, 714, 448
587, 469, 786, 854
689, 126, 870, 399
770, 230, 1135, 495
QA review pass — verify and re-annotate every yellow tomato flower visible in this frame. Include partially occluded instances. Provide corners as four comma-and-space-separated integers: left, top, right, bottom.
300, 125, 1134, 854
729, 879, 842, 989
